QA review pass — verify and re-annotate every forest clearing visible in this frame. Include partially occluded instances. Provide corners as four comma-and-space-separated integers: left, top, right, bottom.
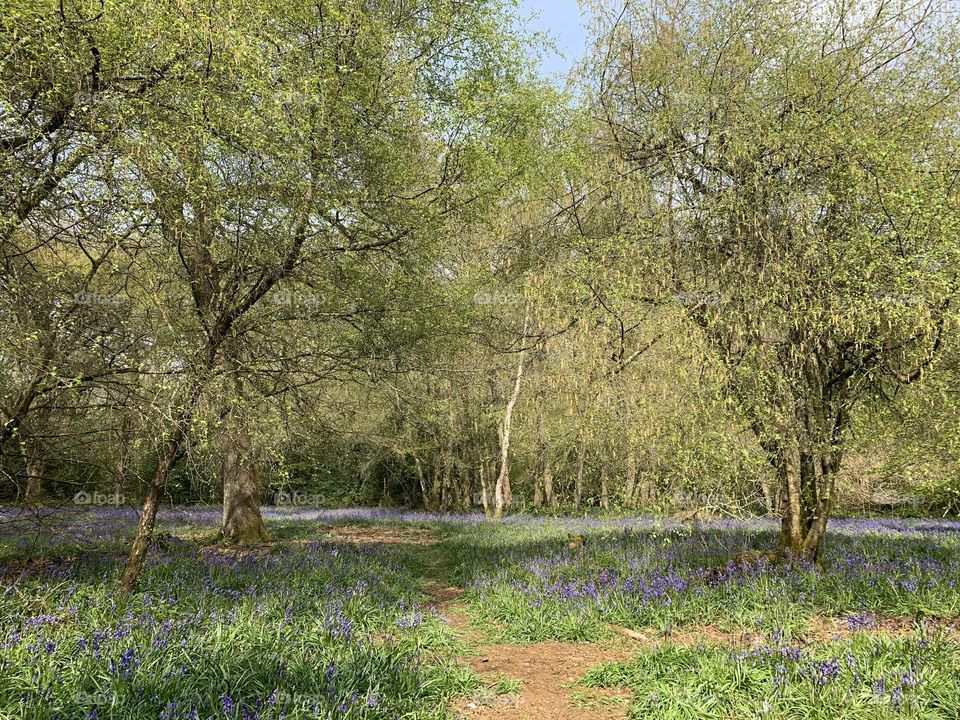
3, 0, 960, 717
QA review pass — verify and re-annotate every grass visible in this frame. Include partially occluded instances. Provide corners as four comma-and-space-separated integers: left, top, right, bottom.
583, 633, 960, 719
1, 507, 959, 718
432, 516, 960, 641
0, 514, 477, 719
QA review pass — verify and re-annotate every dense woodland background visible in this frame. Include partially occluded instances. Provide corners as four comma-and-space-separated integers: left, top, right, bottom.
2, 0, 960, 588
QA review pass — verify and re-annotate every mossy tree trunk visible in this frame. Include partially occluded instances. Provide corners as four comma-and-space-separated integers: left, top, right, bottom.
221, 426, 270, 544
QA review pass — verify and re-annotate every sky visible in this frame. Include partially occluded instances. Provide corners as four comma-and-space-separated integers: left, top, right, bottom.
516, 0, 590, 82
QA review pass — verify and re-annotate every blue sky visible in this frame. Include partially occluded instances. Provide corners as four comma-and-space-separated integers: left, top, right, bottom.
516, 0, 590, 81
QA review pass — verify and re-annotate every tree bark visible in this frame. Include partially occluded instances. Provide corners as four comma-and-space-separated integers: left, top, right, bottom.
114, 413, 134, 499
532, 458, 544, 508
440, 439, 453, 511
493, 313, 529, 520
19, 410, 52, 506
221, 426, 270, 544
1, 374, 43, 446
533, 426, 548, 508
600, 467, 609, 510
431, 464, 442, 510
760, 475, 775, 515
479, 462, 491, 518
415, 456, 432, 510
775, 423, 843, 561
460, 468, 472, 511
779, 436, 804, 553
624, 453, 637, 510
114, 442, 128, 501
544, 457, 557, 508
502, 460, 513, 510
23, 453, 45, 507
120, 431, 184, 593
574, 437, 586, 510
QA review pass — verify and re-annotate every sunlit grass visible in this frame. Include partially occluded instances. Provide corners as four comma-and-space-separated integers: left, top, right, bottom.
584, 632, 960, 719
2, 507, 959, 718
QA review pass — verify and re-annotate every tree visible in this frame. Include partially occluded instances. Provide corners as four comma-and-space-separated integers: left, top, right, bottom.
591, 0, 960, 557
100, 0, 551, 590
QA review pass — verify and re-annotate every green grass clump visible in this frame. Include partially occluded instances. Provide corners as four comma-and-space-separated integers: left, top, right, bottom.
583, 632, 960, 719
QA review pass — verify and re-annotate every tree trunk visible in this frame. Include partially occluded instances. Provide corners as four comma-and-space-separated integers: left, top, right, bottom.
440, 440, 453, 511
221, 427, 270, 544
18, 410, 51, 507
24, 454, 45, 507
532, 460, 544, 508
624, 454, 637, 509
479, 462, 491, 518
760, 476, 775, 515
574, 438, 585, 510
415, 456, 432, 510
0, 367, 47, 446
544, 455, 556, 508
493, 314, 529, 520
600, 468, 609, 510
120, 433, 183, 593
120, 375, 207, 593
113, 413, 135, 499
775, 438, 840, 561
533, 428, 547, 508
779, 437, 804, 553
431, 464, 442, 510
460, 469, 471, 511
114, 449, 127, 500
502, 462, 513, 510
543, 461, 560, 509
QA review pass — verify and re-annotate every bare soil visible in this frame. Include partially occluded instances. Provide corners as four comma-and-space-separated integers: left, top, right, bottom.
322, 524, 441, 546
421, 583, 633, 719
330, 525, 960, 719
453, 639, 633, 720
805, 615, 960, 642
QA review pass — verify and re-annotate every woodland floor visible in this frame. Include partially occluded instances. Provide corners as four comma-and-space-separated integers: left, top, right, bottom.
413, 531, 636, 720
3, 509, 959, 719
319, 522, 960, 720
315, 523, 636, 718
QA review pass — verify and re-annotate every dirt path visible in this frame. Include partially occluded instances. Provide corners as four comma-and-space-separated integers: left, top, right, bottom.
422, 583, 633, 720
325, 523, 959, 719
